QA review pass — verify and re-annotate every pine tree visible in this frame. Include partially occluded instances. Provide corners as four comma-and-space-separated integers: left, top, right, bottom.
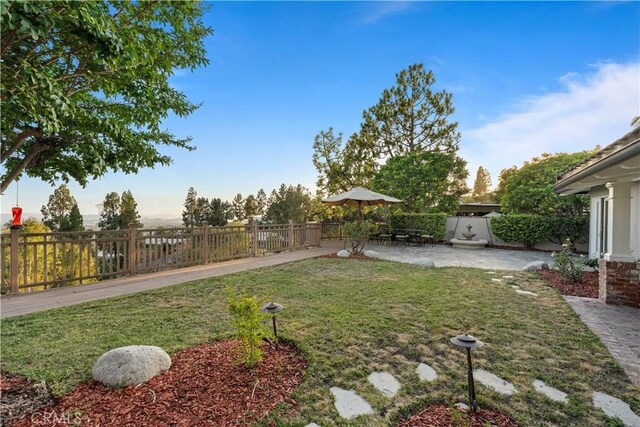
182, 187, 198, 228
194, 197, 210, 226
63, 203, 85, 232
256, 188, 268, 216
120, 190, 143, 228
244, 194, 258, 219
207, 198, 227, 226
471, 166, 492, 203
41, 184, 77, 231
98, 192, 121, 230
232, 193, 245, 221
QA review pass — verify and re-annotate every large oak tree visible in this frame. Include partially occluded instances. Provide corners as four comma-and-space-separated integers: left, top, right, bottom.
0, 1, 212, 193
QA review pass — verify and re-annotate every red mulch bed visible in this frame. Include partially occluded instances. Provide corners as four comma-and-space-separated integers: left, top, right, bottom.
538, 270, 599, 298
10, 340, 306, 427
399, 404, 517, 427
1, 372, 54, 426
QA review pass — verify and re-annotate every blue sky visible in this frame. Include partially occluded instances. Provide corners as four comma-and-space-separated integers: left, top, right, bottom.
3, 1, 639, 218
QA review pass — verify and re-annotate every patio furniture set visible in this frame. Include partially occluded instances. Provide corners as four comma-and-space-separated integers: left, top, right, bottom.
370, 227, 437, 247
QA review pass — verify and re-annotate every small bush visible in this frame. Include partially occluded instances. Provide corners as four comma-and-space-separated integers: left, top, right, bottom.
389, 213, 447, 238
343, 221, 376, 254
552, 239, 586, 283
227, 288, 272, 368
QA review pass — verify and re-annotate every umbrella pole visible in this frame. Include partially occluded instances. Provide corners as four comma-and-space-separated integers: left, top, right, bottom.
358, 201, 364, 221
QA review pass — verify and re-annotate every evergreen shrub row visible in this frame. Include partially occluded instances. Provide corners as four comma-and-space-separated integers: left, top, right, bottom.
490, 215, 588, 249
388, 213, 447, 239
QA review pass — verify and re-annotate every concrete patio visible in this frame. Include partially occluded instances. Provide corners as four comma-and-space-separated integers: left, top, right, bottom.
364, 242, 555, 270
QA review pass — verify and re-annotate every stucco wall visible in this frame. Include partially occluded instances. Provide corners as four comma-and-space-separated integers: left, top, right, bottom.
445, 216, 588, 253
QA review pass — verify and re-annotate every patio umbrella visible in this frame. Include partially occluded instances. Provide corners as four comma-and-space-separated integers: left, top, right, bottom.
321, 187, 402, 220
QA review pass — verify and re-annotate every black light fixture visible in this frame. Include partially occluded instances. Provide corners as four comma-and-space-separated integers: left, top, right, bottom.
450, 334, 485, 412
261, 302, 284, 349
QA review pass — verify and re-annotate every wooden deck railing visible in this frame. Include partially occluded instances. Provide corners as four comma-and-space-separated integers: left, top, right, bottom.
0, 221, 320, 294
320, 222, 344, 240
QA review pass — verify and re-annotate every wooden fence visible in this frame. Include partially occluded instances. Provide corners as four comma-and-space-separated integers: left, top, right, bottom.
0, 221, 321, 294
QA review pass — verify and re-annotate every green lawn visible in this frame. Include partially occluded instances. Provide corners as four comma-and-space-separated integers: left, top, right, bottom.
1, 258, 638, 426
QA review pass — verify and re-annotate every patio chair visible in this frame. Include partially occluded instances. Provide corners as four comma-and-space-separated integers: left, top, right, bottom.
394, 229, 409, 246
420, 233, 436, 247
378, 225, 391, 245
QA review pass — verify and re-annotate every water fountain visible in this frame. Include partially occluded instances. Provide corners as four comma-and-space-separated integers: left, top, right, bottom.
450, 224, 488, 249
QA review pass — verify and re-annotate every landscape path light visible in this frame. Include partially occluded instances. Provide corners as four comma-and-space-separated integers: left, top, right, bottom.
450, 333, 485, 412
261, 302, 284, 350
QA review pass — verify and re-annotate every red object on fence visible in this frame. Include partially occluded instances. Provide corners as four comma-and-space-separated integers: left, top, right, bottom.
11, 206, 24, 229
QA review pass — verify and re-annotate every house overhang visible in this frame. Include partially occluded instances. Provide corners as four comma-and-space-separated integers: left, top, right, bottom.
554, 130, 640, 195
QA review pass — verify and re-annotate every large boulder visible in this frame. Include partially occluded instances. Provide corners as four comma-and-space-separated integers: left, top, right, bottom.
522, 261, 549, 271
92, 345, 171, 387
363, 250, 380, 258
414, 259, 436, 268
336, 250, 351, 258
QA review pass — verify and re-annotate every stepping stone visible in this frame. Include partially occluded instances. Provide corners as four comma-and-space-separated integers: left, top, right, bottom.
330, 387, 374, 419
592, 391, 640, 427
416, 363, 438, 382
491, 278, 502, 282
485, 271, 496, 275
533, 379, 567, 403
511, 285, 520, 289
474, 369, 517, 396
523, 261, 549, 271
368, 372, 401, 398
455, 402, 469, 411
502, 275, 514, 279
305, 424, 321, 427
515, 289, 538, 296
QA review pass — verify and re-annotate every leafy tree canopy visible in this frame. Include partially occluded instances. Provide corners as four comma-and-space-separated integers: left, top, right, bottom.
265, 184, 312, 224
373, 151, 468, 214
499, 151, 596, 216
0, 0, 212, 193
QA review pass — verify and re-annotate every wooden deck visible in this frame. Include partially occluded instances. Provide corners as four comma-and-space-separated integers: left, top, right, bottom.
0, 247, 334, 319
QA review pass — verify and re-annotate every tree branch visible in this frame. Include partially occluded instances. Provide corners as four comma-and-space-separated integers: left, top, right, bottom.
1, 142, 49, 194
0, 127, 42, 162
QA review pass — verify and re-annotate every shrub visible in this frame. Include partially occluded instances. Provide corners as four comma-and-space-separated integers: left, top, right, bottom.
227, 288, 272, 368
342, 221, 376, 254
490, 215, 550, 248
547, 216, 589, 245
490, 215, 588, 249
552, 239, 586, 283
389, 213, 447, 238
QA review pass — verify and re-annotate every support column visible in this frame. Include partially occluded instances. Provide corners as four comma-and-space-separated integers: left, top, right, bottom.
600, 182, 639, 307
604, 182, 634, 262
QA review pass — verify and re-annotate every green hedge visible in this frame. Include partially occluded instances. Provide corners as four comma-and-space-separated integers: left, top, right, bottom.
490, 215, 588, 248
389, 213, 447, 239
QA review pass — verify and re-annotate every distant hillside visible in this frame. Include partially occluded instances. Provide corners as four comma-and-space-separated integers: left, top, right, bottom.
1, 214, 183, 229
